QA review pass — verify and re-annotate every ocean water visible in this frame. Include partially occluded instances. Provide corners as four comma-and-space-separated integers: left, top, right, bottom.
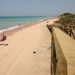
0, 16, 51, 31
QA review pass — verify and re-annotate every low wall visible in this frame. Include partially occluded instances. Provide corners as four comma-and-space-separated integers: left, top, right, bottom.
47, 25, 67, 75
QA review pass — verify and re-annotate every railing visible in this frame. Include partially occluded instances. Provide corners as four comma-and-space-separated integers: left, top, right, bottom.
47, 25, 67, 75
58, 25, 75, 40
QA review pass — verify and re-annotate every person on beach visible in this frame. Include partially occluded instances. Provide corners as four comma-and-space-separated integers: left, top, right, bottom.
0, 33, 7, 41
0, 33, 8, 46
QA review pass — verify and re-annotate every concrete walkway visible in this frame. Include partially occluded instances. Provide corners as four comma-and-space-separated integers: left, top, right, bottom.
54, 27, 75, 75
0, 22, 51, 75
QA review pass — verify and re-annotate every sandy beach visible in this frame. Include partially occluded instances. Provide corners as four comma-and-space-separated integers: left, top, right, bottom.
0, 18, 57, 75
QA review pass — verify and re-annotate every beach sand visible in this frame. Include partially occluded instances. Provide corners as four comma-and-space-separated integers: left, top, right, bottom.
0, 18, 57, 75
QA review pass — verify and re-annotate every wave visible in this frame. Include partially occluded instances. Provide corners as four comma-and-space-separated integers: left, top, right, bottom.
0, 25, 22, 33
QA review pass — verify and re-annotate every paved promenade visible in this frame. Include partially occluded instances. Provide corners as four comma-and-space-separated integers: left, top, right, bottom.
54, 27, 75, 75
0, 22, 51, 75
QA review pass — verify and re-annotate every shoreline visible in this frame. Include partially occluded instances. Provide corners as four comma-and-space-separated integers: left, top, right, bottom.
0, 18, 57, 38
0, 19, 43, 36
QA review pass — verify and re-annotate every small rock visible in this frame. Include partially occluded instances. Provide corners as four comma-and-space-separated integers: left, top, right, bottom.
33, 51, 36, 54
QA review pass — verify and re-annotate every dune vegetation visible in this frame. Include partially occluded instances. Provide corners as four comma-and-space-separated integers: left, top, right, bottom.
54, 13, 75, 39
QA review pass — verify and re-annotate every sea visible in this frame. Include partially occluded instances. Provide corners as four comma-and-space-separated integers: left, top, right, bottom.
0, 16, 51, 32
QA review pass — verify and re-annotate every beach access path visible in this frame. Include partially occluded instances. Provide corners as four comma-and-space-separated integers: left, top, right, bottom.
54, 27, 75, 75
0, 19, 56, 75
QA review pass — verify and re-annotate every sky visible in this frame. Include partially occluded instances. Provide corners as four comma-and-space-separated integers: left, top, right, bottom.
0, 0, 75, 16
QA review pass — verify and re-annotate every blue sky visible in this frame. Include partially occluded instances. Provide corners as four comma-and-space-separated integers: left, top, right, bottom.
0, 0, 75, 16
